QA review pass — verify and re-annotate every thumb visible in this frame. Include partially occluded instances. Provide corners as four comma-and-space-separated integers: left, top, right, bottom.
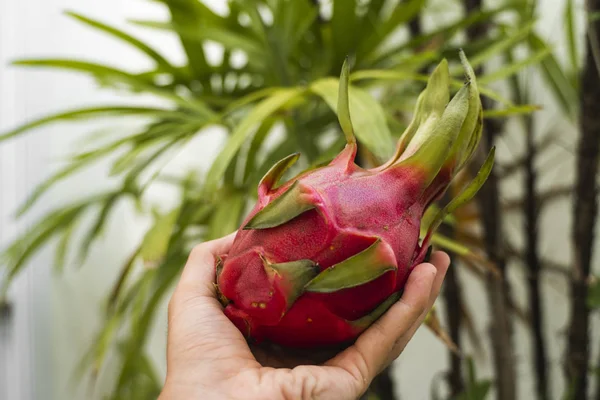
175, 232, 237, 298
165, 234, 259, 384
166, 232, 245, 357
167, 232, 237, 334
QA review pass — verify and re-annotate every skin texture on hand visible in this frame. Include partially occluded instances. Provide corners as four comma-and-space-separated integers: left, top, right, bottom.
159, 233, 449, 400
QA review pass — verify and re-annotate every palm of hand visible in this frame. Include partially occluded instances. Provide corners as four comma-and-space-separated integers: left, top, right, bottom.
160, 234, 448, 400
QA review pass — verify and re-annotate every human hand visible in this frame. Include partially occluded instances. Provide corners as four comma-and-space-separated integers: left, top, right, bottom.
159, 233, 449, 400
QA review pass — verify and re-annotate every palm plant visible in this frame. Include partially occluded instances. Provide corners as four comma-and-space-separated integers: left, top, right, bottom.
0, 0, 547, 398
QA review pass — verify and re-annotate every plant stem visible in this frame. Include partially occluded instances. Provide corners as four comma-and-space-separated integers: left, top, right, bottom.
566, 1, 600, 397
507, 38, 551, 398
596, 350, 600, 400
523, 112, 550, 400
478, 124, 517, 400
463, 1, 516, 399
441, 221, 465, 397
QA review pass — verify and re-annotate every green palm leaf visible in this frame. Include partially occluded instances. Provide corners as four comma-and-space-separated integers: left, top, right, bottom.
65, 11, 178, 74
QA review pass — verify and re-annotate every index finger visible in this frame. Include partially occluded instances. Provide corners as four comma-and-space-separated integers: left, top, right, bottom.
326, 262, 437, 383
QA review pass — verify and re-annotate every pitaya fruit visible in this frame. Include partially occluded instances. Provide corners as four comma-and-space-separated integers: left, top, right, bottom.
214, 51, 495, 349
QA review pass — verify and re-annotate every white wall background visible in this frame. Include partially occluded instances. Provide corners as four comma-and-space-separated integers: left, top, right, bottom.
0, 0, 598, 399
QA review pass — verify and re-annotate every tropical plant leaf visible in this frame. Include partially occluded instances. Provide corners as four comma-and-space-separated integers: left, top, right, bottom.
130, 20, 266, 63
111, 146, 152, 177
161, 0, 213, 80
425, 148, 495, 239
65, 11, 177, 74
17, 120, 198, 217
483, 104, 540, 118
230, 0, 268, 41
528, 33, 578, 120
456, 358, 493, 400
206, 190, 246, 240
351, 69, 517, 107
124, 137, 188, 193
336, 58, 357, 144
115, 252, 187, 394
280, 0, 319, 51
0, 106, 172, 142
311, 135, 348, 167
478, 48, 551, 85
13, 58, 148, 82
110, 120, 198, 180
16, 157, 104, 216
370, 2, 522, 66
331, 0, 359, 69
588, 275, 600, 309
565, 0, 580, 83
311, 78, 394, 161
459, 21, 535, 71
140, 209, 180, 267
0, 1, 550, 397
429, 233, 501, 278
248, 135, 300, 191
91, 312, 121, 375
53, 217, 79, 273
358, 0, 426, 60
0, 194, 110, 293
205, 87, 304, 193
243, 117, 277, 183
13, 59, 215, 116
424, 306, 461, 355
222, 87, 281, 115
107, 245, 143, 313
590, 11, 600, 22
77, 193, 123, 264
383, 51, 441, 73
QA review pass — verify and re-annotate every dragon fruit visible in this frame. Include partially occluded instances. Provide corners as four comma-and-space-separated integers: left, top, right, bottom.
214, 51, 494, 349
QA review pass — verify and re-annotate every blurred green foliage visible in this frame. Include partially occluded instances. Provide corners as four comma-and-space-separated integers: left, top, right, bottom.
0, 0, 572, 398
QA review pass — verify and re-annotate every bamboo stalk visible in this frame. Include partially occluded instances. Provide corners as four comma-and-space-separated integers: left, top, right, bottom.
505, 37, 552, 398
596, 350, 600, 400
566, 1, 600, 397
462, 1, 516, 399
523, 112, 550, 400
440, 192, 465, 395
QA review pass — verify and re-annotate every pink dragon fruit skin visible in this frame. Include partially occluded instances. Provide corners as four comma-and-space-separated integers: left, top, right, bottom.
215, 51, 494, 348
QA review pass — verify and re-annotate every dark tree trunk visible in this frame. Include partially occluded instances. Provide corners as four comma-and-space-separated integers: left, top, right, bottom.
462, 1, 516, 399
441, 222, 465, 397
566, 1, 600, 398
523, 112, 550, 400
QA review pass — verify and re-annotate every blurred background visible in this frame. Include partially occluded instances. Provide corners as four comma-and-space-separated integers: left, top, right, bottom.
0, 0, 598, 399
